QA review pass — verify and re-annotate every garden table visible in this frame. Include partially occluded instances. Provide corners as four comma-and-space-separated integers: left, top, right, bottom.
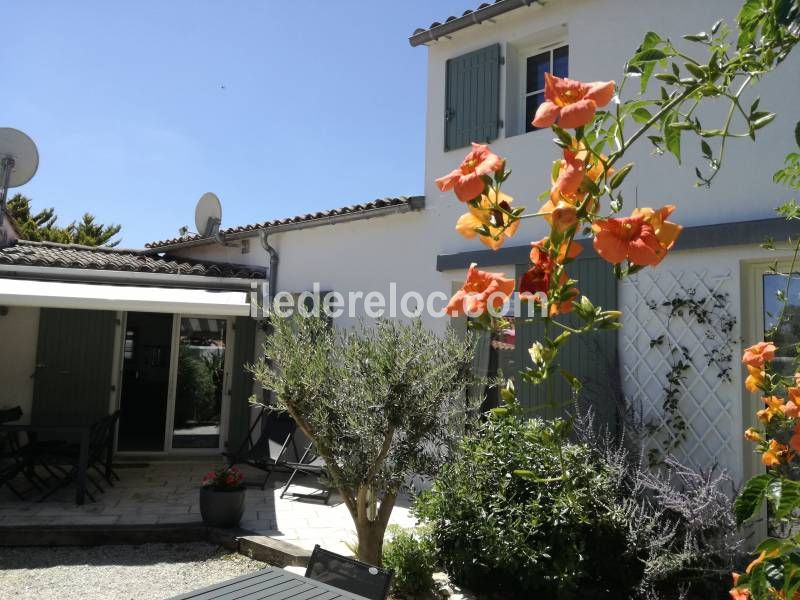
0, 420, 94, 505
169, 567, 373, 600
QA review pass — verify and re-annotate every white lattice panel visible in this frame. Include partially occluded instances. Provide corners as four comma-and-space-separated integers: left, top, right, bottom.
620, 268, 738, 476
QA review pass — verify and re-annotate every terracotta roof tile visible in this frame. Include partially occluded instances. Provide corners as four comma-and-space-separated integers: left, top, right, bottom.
145, 195, 423, 249
0, 240, 265, 279
409, 0, 533, 46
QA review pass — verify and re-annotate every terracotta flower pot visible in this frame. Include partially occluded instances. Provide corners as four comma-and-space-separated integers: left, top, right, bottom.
199, 486, 246, 528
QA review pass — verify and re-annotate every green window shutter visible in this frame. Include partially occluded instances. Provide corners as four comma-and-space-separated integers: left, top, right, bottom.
513, 257, 619, 430
33, 308, 116, 422
445, 44, 502, 151
227, 316, 257, 452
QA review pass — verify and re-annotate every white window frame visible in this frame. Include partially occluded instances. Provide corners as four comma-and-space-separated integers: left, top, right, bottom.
522, 43, 569, 134
112, 312, 235, 457
741, 258, 800, 541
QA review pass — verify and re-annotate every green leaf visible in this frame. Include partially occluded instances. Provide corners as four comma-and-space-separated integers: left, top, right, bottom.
610, 163, 634, 189
552, 125, 574, 147
631, 107, 653, 124
641, 31, 663, 50
663, 112, 682, 164
735, 473, 775, 525
774, 478, 800, 519
753, 113, 777, 130
795, 121, 800, 149
683, 32, 709, 42
738, 0, 765, 27
559, 368, 582, 390
630, 48, 669, 64
653, 72, 678, 84
640, 62, 656, 93
701, 140, 712, 159
684, 62, 706, 79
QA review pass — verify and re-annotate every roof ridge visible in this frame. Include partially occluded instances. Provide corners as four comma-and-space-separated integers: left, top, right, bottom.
145, 194, 425, 249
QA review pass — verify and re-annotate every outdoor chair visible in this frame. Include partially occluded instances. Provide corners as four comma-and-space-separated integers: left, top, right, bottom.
305, 544, 393, 600
279, 441, 332, 504
37, 415, 113, 503
224, 407, 299, 489
0, 406, 42, 499
0, 406, 23, 424
43, 411, 121, 487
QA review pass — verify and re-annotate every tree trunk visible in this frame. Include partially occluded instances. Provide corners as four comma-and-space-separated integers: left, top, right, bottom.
355, 520, 386, 566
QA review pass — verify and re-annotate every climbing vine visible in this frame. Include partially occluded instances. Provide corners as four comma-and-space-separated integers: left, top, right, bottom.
646, 288, 737, 464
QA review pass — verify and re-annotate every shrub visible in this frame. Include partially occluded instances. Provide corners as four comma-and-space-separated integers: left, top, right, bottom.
414, 406, 641, 599
572, 407, 743, 600
414, 403, 742, 600
382, 525, 436, 599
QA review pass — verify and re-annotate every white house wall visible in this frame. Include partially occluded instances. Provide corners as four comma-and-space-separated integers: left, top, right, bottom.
423, 0, 799, 254
0, 306, 39, 423
170, 0, 799, 479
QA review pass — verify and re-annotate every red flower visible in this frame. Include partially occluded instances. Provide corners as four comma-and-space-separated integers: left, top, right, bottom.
446, 263, 515, 317
532, 73, 616, 130
436, 143, 504, 202
742, 341, 777, 368
592, 206, 681, 266
519, 239, 581, 316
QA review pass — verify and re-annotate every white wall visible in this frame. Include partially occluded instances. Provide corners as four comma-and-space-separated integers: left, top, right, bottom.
169, 0, 799, 479
423, 0, 799, 254
619, 241, 790, 483
0, 306, 39, 423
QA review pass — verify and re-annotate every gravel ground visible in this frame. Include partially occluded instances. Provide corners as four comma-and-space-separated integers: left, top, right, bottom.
0, 543, 268, 600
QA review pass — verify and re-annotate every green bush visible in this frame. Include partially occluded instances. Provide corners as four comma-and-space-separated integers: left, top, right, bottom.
382, 525, 436, 599
414, 407, 641, 599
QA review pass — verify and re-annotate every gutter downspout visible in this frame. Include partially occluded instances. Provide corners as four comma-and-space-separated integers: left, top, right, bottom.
259, 231, 278, 306
258, 230, 279, 408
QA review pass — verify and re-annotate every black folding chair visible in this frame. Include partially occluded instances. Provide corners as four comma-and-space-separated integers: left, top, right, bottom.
280, 441, 331, 504
305, 544, 393, 600
37, 416, 112, 503
0, 406, 30, 499
44, 411, 121, 488
224, 407, 299, 489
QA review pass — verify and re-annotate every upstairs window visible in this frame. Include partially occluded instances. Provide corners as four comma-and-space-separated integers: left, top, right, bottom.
525, 45, 568, 133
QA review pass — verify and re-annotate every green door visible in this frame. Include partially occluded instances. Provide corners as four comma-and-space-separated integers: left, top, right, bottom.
513, 257, 620, 431
32, 308, 117, 423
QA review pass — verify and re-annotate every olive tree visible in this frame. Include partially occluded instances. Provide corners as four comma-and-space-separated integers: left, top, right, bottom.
249, 314, 476, 565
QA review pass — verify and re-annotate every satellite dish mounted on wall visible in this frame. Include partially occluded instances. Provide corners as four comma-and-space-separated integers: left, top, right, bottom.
194, 192, 223, 239
0, 128, 39, 241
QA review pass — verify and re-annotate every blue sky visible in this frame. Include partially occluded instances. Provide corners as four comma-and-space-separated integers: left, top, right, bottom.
4, 1, 470, 247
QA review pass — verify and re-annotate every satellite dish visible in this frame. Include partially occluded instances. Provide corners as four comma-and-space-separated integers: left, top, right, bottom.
0, 128, 39, 188
0, 128, 39, 240
194, 192, 222, 237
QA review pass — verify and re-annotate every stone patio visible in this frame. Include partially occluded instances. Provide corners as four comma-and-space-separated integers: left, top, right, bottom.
0, 460, 415, 556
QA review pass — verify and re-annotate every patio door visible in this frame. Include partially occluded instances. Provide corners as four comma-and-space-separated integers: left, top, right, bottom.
169, 316, 231, 450
116, 313, 234, 454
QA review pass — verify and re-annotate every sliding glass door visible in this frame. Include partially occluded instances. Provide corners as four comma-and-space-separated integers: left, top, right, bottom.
171, 317, 229, 449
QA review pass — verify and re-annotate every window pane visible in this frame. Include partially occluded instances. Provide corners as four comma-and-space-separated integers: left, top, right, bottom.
469, 321, 517, 413
526, 92, 545, 132
763, 273, 800, 376
173, 318, 227, 449
526, 52, 550, 94
553, 45, 569, 78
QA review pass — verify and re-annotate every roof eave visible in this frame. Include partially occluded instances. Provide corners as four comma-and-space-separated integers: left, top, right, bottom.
148, 196, 426, 252
409, 0, 541, 47
0, 263, 265, 291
